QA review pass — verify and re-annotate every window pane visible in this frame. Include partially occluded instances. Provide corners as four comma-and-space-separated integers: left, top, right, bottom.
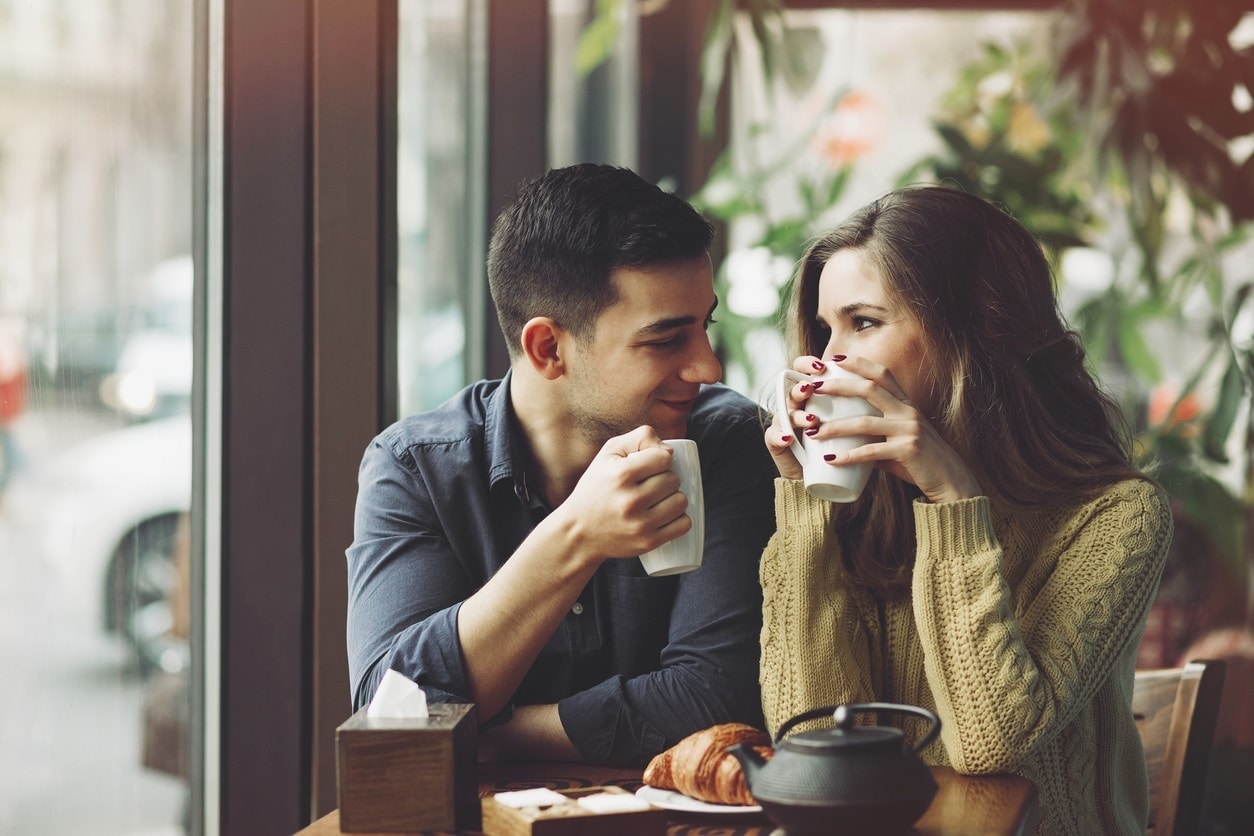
0, 3, 194, 833
548, 0, 638, 169
396, 0, 479, 416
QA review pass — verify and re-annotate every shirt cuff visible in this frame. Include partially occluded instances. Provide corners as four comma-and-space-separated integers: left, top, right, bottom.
557, 679, 667, 767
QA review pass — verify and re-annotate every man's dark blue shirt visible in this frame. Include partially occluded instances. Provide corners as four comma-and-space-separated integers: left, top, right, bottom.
345, 373, 775, 766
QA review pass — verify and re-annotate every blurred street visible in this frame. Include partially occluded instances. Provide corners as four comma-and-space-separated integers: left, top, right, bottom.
0, 406, 185, 836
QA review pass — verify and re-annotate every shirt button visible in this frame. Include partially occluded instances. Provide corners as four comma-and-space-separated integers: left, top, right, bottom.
571, 603, 585, 615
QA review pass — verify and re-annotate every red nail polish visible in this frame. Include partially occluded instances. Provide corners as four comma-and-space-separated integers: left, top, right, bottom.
799, 382, 812, 393
805, 427, 819, 436
823, 453, 837, 462
811, 381, 823, 391
812, 361, 826, 371
780, 434, 792, 443
831, 354, 846, 362
805, 414, 818, 423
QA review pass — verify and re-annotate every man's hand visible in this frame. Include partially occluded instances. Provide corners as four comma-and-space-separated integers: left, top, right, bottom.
458, 426, 693, 721
552, 425, 693, 564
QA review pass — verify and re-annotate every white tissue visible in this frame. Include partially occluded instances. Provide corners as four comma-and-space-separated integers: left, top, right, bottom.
365, 669, 429, 719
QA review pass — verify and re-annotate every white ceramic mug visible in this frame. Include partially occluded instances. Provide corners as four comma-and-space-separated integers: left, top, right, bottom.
776, 363, 881, 502
638, 439, 705, 576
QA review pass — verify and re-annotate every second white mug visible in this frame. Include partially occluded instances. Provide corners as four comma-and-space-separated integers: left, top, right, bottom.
776, 363, 881, 503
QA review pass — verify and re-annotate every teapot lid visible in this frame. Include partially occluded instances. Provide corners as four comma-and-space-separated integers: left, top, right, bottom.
784, 723, 904, 751
775, 703, 942, 755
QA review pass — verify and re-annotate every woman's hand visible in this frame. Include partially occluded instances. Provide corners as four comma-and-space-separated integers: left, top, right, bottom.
769, 355, 984, 504
763, 355, 828, 481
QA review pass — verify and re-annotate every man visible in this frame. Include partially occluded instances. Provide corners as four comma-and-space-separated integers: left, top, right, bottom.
346, 164, 775, 766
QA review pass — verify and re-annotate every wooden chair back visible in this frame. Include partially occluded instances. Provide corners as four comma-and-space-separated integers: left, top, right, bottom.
1132, 659, 1226, 836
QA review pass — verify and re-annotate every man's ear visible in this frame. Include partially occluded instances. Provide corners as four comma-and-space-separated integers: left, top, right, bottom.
519, 317, 566, 380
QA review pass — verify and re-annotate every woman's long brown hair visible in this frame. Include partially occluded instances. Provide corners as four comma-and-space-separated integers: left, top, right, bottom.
785, 186, 1143, 594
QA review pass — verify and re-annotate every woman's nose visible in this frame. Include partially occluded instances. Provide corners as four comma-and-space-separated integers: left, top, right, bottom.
822, 338, 844, 363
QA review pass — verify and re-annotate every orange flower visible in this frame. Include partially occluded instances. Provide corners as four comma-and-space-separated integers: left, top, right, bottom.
1147, 383, 1201, 435
811, 91, 886, 168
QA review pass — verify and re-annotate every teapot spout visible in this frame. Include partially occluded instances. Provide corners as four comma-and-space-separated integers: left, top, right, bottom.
727, 742, 767, 787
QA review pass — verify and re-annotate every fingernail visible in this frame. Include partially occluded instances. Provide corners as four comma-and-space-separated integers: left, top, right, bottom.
804, 427, 819, 436
812, 361, 825, 371
805, 414, 818, 423
799, 382, 812, 393
823, 453, 837, 462
780, 434, 792, 443
831, 354, 846, 362
811, 381, 823, 391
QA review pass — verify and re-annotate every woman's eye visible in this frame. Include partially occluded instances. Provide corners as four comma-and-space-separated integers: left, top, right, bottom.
853, 317, 878, 332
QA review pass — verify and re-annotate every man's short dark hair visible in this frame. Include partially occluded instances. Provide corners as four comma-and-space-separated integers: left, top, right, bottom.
487, 164, 714, 357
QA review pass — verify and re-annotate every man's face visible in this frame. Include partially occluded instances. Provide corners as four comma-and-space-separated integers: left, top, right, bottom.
562, 256, 722, 443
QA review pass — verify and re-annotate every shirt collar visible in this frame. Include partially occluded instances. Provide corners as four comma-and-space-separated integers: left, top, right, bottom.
483, 370, 534, 503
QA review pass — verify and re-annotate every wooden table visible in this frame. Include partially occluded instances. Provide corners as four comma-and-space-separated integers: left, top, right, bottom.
297, 762, 1039, 835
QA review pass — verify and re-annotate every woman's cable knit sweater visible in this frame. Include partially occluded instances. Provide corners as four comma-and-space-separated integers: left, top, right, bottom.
760, 477, 1171, 836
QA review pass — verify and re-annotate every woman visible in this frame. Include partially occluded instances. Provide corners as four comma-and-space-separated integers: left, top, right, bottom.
761, 186, 1170, 835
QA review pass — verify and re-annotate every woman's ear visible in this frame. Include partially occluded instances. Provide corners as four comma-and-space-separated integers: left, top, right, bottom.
519, 317, 565, 380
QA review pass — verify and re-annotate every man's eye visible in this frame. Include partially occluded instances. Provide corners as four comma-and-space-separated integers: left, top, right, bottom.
648, 336, 681, 348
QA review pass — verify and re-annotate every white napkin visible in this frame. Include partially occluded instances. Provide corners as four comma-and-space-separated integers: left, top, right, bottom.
365, 669, 429, 719
492, 788, 571, 808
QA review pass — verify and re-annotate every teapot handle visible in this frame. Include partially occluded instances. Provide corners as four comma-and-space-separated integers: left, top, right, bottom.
775, 702, 942, 755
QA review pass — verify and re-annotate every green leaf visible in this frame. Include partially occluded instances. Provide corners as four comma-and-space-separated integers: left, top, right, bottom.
825, 167, 851, 207
1202, 353, 1246, 462
1115, 315, 1161, 381
1156, 463, 1246, 577
934, 123, 975, 156
761, 219, 810, 253
574, 6, 621, 78
697, 0, 734, 138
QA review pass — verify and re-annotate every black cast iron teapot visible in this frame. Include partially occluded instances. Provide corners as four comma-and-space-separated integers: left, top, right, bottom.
728, 702, 941, 835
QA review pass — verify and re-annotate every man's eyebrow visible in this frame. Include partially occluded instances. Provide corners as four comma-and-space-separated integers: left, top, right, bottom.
634, 300, 720, 337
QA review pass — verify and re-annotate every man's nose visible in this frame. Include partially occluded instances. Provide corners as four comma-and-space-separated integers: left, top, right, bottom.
684, 335, 722, 384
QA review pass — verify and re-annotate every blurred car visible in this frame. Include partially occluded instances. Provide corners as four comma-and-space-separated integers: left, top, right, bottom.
24, 307, 131, 400
4, 414, 191, 673
99, 255, 193, 420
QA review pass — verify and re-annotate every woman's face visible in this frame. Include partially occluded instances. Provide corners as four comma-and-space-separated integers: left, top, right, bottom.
814, 248, 937, 417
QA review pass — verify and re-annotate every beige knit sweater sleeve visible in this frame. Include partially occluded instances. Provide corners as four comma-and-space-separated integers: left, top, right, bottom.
911, 479, 1170, 775
759, 479, 878, 736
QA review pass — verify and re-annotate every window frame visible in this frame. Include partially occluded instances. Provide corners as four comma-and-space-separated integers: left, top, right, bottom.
202, 1, 1058, 831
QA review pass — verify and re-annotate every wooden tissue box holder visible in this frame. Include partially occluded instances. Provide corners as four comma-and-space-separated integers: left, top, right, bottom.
335, 703, 478, 833
481, 786, 665, 836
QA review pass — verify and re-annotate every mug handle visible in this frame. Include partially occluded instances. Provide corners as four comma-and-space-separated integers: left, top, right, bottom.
777, 369, 811, 466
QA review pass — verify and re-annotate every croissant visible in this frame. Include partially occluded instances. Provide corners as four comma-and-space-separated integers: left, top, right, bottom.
643, 722, 773, 806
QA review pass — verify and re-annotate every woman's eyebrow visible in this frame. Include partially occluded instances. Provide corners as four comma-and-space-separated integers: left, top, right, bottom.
840, 302, 891, 316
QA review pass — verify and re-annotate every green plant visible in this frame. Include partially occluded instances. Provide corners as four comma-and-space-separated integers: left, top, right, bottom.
897, 41, 1092, 254
1050, 0, 1254, 585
